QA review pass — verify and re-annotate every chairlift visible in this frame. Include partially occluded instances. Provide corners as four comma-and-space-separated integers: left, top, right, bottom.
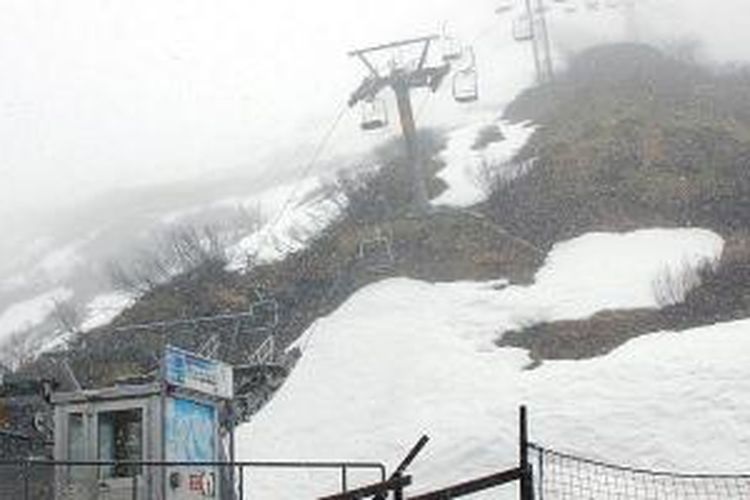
249, 288, 279, 329
605, 0, 619, 8
495, 1, 514, 14
460, 46, 477, 71
441, 36, 463, 62
453, 69, 479, 104
360, 98, 388, 131
440, 22, 464, 62
357, 227, 395, 272
512, 16, 534, 42
585, 0, 600, 10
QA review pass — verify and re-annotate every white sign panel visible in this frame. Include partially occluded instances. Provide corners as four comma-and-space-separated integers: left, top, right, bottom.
164, 346, 233, 399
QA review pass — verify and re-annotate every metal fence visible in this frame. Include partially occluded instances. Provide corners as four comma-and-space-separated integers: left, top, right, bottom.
6, 406, 750, 500
0, 429, 51, 460
529, 443, 750, 500
0, 459, 386, 500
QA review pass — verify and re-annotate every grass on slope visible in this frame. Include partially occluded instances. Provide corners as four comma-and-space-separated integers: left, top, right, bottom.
490, 43, 750, 363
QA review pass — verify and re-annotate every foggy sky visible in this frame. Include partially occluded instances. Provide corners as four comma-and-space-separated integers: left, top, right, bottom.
1, 0, 749, 224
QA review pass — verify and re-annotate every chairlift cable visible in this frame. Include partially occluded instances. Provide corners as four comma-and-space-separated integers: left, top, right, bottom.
254, 103, 351, 258
415, 89, 434, 121
89, 107, 350, 336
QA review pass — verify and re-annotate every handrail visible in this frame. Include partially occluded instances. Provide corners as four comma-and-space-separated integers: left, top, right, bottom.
409, 467, 522, 499
0, 458, 385, 477
318, 474, 412, 500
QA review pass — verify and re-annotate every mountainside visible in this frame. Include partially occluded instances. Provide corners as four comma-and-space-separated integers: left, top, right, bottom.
4, 45, 750, 496
10, 42, 750, 387
229, 46, 750, 495
494, 43, 750, 245
482, 43, 750, 359
13, 128, 543, 391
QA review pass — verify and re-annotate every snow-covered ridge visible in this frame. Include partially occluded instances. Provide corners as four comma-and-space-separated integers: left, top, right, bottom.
236, 227, 732, 498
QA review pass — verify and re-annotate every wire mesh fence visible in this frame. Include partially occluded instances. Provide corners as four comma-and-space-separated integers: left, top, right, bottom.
529, 443, 750, 500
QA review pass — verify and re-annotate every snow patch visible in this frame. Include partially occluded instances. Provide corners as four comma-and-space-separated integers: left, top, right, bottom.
0, 287, 73, 345
225, 178, 346, 272
81, 292, 138, 332
498, 228, 724, 326
236, 228, 732, 498
432, 119, 536, 208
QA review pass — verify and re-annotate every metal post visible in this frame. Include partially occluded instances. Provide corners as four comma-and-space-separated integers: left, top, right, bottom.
393, 472, 405, 500
238, 465, 244, 500
519, 405, 533, 500
341, 465, 348, 492
523, 0, 543, 84
229, 403, 237, 500
23, 460, 30, 500
538, 447, 544, 500
393, 78, 429, 212
535, 0, 555, 82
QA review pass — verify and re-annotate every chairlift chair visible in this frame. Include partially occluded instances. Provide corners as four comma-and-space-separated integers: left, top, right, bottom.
360, 98, 388, 131
512, 16, 534, 42
453, 69, 479, 104
441, 36, 463, 62
357, 227, 395, 272
495, 1, 514, 14
460, 46, 477, 71
585, 0, 600, 10
249, 288, 279, 329
250, 299, 279, 329
439, 21, 464, 62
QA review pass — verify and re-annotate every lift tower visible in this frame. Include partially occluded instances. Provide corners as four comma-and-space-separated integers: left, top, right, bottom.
525, 0, 554, 84
348, 36, 451, 213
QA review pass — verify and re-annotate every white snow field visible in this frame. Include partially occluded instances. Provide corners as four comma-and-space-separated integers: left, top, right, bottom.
235, 228, 741, 498
433, 119, 537, 208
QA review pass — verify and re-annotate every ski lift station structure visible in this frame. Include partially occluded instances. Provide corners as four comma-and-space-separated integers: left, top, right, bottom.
51, 345, 234, 500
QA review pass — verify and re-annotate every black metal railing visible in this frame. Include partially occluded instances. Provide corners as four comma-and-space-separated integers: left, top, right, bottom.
9, 406, 745, 499
0, 458, 386, 500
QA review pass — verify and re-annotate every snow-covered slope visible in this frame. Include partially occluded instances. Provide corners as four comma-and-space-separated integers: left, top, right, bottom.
0, 170, 347, 363
0, 288, 72, 347
225, 177, 348, 272
235, 227, 735, 498
0, 0, 641, 359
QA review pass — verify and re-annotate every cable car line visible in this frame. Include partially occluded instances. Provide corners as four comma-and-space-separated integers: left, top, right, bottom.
241, 103, 351, 269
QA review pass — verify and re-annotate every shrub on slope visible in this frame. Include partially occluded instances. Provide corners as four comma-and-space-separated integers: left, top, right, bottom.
488, 43, 750, 248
